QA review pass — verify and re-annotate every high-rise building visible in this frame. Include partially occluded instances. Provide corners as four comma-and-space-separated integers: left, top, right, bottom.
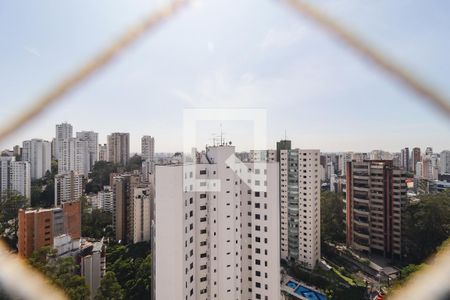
141, 160, 154, 183
93, 186, 113, 213
338, 152, 353, 176
369, 150, 393, 160
133, 186, 151, 243
400, 147, 409, 171
277, 144, 321, 269
0, 156, 31, 200
392, 152, 401, 168
411, 147, 421, 173
51, 138, 56, 159
415, 161, 423, 178
98, 144, 108, 162
107, 133, 130, 166
112, 173, 141, 242
17, 200, 81, 257
76, 131, 98, 171
55, 171, 84, 206
153, 145, 280, 300
141, 136, 155, 162
440, 150, 450, 174
425, 147, 433, 156
22, 139, 52, 180
55, 122, 73, 161
58, 137, 90, 176
345, 160, 407, 259
79, 239, 106, 298
62, 200, 82, 240
13, 145, 21, 158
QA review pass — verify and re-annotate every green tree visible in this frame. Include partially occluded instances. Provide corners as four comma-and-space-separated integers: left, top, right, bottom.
82, 208, 112, 239
30, 163, 57, 208
86, 161, 118, 193
106, 242, 152, 299
125, 255, 151, 299
125, 155, 142, 172
321, 191, 345, 244
29, 247, 90, 300
95, 271, 124, 300
0, 193, 28, 249
403, 191, 450, 263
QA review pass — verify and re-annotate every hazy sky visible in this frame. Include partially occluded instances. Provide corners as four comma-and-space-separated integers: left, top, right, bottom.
1, 0, 449, 153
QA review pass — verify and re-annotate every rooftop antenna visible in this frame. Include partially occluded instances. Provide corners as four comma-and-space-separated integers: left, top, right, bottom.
284, 129, 287, 141
209, 134, 219, 147
220, 123, 223, 146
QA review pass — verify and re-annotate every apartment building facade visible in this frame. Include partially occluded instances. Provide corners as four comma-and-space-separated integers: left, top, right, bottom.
76, 131, 98, 171
55, 171, 84, 206
141, 135, 155, 162
112, 173, 147, 243
133, 186, 152, 243
18, 200, 81, 257
153, 145, 280, 300
278, 147, 321, 269
55, 122, 73, 161
0, 156, 31, 200
58, 137, 90, 176
22, 139, 52, 179
345, 160, 407, 259
107, 133, 130, 166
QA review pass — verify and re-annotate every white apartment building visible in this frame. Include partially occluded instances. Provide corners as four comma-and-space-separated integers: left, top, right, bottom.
98, 144, 108, 162
133, 186, 151, 243
141, 159, 154, 183
55, 122, 73, 161
0, 156, 31, 200
154, 145, 280, 300
53, 234, 80, 257
76, 131, 98, 171
93, 186, 113, 213
55, 171, 84, 206
141, 136, 155, 162
58, 137, 90, 176
441, 150, 450, 174
22, 139, 52, 179
415, 161, 423, 178
338, 152, 353, 176
79, 240, 106, 299
279, 148, 321, 269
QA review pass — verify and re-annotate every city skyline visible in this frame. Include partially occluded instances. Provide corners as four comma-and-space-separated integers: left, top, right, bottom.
0, 120, 449, 154
1, 0, 450, 153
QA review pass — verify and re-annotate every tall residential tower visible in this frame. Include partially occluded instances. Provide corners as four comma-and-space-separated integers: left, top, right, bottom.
153, 145, 280, 300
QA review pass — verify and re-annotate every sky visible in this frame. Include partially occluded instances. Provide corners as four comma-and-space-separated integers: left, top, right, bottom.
0, 0, 449, 153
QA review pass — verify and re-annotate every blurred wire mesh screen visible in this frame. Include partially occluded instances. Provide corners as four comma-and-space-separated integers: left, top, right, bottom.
0, 0, 449, 299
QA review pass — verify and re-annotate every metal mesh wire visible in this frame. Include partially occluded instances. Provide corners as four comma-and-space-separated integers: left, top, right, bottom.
0, 0, 449, 299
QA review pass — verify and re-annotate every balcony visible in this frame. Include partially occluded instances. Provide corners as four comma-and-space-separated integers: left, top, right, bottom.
353, 208, 369, 216
353, 174, 368, 180
354, 185, 369, 192
354, 218, 369, 227
353, 197, 369, 204
353, 229, 369, 239
353, 239, 370, 251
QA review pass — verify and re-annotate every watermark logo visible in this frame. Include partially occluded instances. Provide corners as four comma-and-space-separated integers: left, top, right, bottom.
182, 108, 268, 192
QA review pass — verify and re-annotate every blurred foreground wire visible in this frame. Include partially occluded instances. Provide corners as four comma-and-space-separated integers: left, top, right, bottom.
280, 0, 450, 120
0, 241, 67, 300
390, 241, 450, 300
0, 0, 190, 144
0, 0, 449, 299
